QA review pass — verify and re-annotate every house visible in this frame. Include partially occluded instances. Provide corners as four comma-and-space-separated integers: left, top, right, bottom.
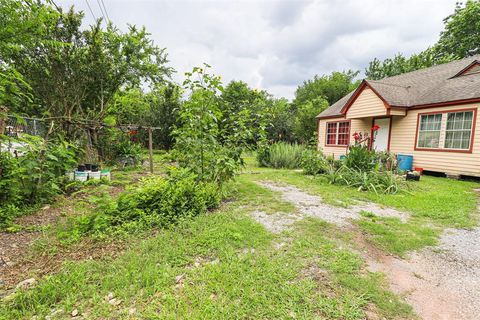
316, 55, 480, 177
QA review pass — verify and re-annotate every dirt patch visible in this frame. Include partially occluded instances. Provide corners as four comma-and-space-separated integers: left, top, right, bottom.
363, 227, 480, 320
0, 170, 151, 289
253, 180, 480, 320
0, 237, 129, 290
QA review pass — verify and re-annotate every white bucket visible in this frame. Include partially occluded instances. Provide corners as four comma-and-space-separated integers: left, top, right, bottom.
88, 171, 101, 180
75, 171, 88, 182
100, 170, 111, 180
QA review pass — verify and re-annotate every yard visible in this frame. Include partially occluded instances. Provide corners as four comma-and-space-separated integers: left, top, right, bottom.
1, 154, 478, 319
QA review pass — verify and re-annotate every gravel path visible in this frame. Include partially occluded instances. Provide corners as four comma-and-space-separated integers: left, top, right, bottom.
251, 180, 480, 320
256, 181, 408, 230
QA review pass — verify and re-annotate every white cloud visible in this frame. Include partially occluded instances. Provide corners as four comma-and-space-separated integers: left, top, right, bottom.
58, 0, 457, 99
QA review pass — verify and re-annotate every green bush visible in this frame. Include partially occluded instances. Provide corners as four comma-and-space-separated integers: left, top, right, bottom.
63, 168, 221, 238
0, 205, 20, 230
301, 149, 329, 175
0, 135, 79, 229
258, 142, 306, 169
256, 144, 270, 167
344, 144, 378, 171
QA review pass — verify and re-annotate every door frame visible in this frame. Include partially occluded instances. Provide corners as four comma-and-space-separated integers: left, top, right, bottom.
371, 116, 392, 151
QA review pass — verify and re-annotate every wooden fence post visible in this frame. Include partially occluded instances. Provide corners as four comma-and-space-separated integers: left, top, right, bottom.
0, 106, 7, 136
148, 127, 153, 174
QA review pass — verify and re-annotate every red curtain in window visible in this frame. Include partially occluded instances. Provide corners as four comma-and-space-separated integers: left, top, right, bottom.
326, 123, 337, 144
326, 121, 349, 145
337, 122, 350, 145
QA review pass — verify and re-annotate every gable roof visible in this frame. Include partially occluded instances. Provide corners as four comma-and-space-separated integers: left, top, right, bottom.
317, 55, 480, 119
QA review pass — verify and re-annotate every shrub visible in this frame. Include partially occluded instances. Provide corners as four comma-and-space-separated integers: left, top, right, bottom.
259, 142, 306, 169
301, 149, 329, 175
344, 144, 378, 171
256, 144, 270, 167
63, 168, 221, 238
0, 205, 20, 230
0, 135, 79, 229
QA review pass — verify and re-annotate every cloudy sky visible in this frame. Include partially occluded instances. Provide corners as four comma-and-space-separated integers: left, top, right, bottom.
57, 0, 457, 99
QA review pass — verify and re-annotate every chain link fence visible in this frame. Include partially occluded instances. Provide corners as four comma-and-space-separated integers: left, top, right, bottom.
4, 115, 48, 138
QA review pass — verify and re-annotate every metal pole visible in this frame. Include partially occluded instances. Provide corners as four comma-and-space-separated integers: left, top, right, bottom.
148, 127, 153, 174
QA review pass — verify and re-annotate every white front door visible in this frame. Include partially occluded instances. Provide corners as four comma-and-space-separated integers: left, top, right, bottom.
373, 118, 391, 151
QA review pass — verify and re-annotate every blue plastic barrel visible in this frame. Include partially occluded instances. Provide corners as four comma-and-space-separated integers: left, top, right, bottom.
339, 155, 346, 161
397, 154, 413, 171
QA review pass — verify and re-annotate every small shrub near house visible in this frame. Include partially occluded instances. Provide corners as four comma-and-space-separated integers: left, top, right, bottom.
301, 128, 405, 194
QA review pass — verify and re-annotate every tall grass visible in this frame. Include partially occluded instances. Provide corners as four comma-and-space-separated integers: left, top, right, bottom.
266, 142, 306, 169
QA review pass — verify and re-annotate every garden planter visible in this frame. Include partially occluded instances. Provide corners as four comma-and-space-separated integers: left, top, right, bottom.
100, 170, 111, 180
406, 171, 420, 181
414, 167, 424, 175
75, 171, 88, 182
88, 171, 101, 180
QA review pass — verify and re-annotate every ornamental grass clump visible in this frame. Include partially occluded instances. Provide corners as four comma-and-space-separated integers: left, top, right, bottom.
258, 142, 306, 169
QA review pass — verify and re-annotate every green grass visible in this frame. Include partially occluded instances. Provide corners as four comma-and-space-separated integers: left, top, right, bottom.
241, 155, 479, 256
244, 167, 479, 227
3, 153, 477, 319
1, 206, 411, 319
357, 212, 439, 256
1, 159, 413, 319
266, 142, 306, 169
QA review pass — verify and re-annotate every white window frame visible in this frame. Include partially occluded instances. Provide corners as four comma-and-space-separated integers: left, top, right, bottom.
415, 109, 476, 152
443, 111, 474, 150
325, 121, 350, 146
416, 113, 442, 149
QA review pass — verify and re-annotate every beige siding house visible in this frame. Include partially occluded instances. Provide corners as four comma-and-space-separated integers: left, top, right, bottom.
316, 55, 480, 177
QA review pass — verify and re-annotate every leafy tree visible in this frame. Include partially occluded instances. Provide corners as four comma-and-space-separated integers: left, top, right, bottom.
174, 65, 253, 184
365, 49, 454, 80
293, 71, 360, 107
0, 0, 59, 109
8, 3, 172, 129
266, 98, 296, 142
293, 97, 329, 144
437, 0, 480, 58
365, 1, 478, 80
146, 83, 182, 150
220, 81, 270, 146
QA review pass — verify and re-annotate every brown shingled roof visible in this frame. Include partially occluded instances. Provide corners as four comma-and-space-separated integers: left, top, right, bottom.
317, 55, 480, 119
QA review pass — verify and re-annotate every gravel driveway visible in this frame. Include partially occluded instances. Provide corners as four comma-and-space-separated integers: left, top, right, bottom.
251, 180, 480, 320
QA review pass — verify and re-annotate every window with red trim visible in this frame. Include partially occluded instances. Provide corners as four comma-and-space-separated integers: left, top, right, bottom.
326, 121, 350, 146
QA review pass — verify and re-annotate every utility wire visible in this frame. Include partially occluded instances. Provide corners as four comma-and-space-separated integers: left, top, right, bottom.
84, 0, 97, 20
100, 0, 111, 22
96, 0, 107, 23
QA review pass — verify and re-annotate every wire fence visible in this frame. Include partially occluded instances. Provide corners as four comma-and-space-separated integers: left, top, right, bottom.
1, 114, 163, 173
4, 115, 48, 138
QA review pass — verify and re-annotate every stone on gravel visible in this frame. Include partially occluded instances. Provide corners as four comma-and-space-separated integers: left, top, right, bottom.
105, 292, 114, 301
71, 309, 79, 317
108, 298, 122, 306
16, 278, 36, 290
175, 274, 184, 283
